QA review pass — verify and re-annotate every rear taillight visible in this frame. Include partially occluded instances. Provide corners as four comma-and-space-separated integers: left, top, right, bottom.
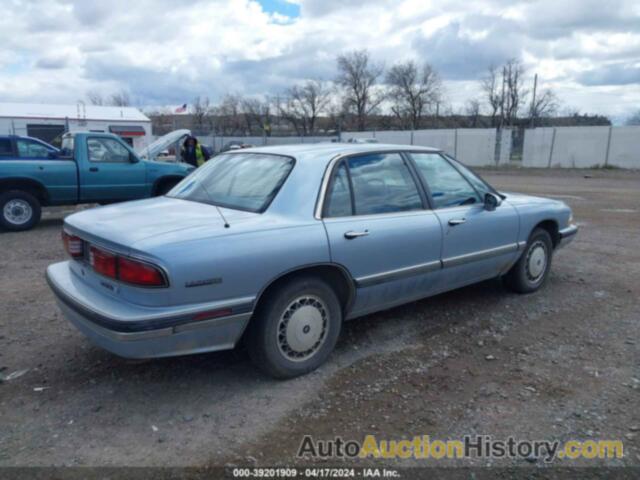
118, 257, 167, 287
90, 246, 117, 279
62, 231, 83, 258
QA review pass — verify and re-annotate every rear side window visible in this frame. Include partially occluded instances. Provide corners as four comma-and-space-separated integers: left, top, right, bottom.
324, 153, 422, 217
325, 163, 352, 217
0, 139, 12, 156
17, 139, 50, 158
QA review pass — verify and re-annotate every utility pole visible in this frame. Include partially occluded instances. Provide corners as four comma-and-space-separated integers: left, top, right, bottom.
529, 73, 538, 128
498, 66, 506, 130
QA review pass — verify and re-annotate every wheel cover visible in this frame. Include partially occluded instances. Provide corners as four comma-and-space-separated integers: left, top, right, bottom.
277, 295, 329, 362
3, 199, 32, 226
526, 240, 547, 282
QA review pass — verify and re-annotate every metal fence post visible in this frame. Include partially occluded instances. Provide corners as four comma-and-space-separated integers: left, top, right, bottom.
547, 128, 557, 168
604, 126, 613, 167
410, 130, 414, 145
453, 129, 458, 157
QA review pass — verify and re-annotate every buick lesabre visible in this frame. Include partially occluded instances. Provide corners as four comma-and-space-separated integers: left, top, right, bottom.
46, 144, 577, 378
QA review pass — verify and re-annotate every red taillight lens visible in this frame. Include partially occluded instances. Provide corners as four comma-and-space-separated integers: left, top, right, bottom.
62, 231, 83, 258
89, 246, 117, 279
118, 257, 166, 287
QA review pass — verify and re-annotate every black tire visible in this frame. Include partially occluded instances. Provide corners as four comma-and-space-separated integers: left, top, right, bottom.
245, 275, 343, 379
0, 190, 41, 231
504, 228, 553, 293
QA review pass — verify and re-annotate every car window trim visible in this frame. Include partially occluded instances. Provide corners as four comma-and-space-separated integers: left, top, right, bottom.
318, 149, 434, 219
407, 152, 483, 209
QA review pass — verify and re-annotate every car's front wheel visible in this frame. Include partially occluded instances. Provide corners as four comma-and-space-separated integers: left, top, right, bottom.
246, 276, 342, 379
504, 227, 553, 293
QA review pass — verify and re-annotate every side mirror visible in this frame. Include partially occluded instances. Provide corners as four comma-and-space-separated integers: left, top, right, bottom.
484, 192, 501, 211
129, 153, 140, 163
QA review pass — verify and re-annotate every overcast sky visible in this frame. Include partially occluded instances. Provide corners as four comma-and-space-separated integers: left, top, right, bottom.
0, 0, 639, 121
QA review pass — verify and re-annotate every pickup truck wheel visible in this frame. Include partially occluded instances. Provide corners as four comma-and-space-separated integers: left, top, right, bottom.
246, 276, 342, 379
0, 190, 41, 231
504, 228, 553, 294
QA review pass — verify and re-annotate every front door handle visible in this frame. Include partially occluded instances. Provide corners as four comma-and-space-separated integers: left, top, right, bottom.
448, 218, 466, 226
89, 167, 99, 172
344, 230, 369, 239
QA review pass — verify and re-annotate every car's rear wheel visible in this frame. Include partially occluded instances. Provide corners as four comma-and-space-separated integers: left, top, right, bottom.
504, 228, 553, 293
0, 190, 41, 231
246, 276, 342, 379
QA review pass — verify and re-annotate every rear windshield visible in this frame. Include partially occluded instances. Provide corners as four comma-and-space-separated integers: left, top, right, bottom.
167, 152, 294, 213
60, 136, 74, 157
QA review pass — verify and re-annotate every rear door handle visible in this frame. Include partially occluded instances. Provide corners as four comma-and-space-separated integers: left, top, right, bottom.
344, 230, 369, 239
448, 218, 466, 226
89, 167, 99, 172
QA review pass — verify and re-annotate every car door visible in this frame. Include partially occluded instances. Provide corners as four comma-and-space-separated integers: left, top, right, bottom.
321, 152, 443, 318
14, 138, 78, 204
79, 136, 147, 202
409, 152, 520, 289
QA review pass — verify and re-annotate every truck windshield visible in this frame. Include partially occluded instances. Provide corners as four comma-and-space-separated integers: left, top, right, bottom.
167, 152, 294, 213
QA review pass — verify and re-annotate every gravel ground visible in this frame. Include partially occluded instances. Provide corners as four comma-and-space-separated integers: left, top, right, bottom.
0, 167, 639, 472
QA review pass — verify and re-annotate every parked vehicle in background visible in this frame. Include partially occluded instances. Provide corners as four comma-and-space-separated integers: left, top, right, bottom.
346, 137, 378, 144
46, 143, 577, 378
137, 129, 192, 162
0, 132, 194, 231
221, 141, 255, 152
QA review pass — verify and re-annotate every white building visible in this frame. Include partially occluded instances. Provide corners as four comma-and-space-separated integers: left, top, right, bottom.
0, 102, 152, 150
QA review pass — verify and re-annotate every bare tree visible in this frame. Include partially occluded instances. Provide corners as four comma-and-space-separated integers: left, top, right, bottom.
214, 94, 244, 135
108, 89, 131, 107
86, 90, 104, 106
465, 99, 481, 127
336, 50, 384, 131
278, 80, 332, 135
503, 59, 528, 126
482, 60, 528, 127
529, 88, 558, 122
241, 98, 273, 135
481, 66, 502, 127
191, 96, 212, 132
386, 61, 442, 129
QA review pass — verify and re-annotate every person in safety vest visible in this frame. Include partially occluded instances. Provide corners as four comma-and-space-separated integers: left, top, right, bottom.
181, 136, 210, 167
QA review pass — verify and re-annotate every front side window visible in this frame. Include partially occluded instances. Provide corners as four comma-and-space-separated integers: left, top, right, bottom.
168, 153, 294, 213
411, 153, 481, 209
16, 139, 50, 158
87, 138, 130, 163
347, 153, 422, 215
444, 154, 494, 198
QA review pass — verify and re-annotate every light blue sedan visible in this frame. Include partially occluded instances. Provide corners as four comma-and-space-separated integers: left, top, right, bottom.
46, 144, 578, 378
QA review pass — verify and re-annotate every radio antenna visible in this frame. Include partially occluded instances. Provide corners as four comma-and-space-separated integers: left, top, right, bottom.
215, 205, 230, 228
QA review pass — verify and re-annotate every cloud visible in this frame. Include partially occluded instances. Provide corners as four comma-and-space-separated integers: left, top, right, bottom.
576, 63, 640, 86
36, 55, 69, 69
0, 0, 638, 119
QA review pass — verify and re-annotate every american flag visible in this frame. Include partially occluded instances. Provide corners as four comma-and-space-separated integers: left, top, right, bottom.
174, 103, 187, 113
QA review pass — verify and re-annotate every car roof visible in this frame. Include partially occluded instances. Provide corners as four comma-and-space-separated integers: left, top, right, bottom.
224, 142, 441, 165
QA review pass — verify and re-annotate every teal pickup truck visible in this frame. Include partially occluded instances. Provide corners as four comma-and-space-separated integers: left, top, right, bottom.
0, 132, 194, 231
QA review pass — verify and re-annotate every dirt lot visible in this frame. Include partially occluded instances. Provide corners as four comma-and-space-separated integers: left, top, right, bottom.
1, 168, 639, 472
